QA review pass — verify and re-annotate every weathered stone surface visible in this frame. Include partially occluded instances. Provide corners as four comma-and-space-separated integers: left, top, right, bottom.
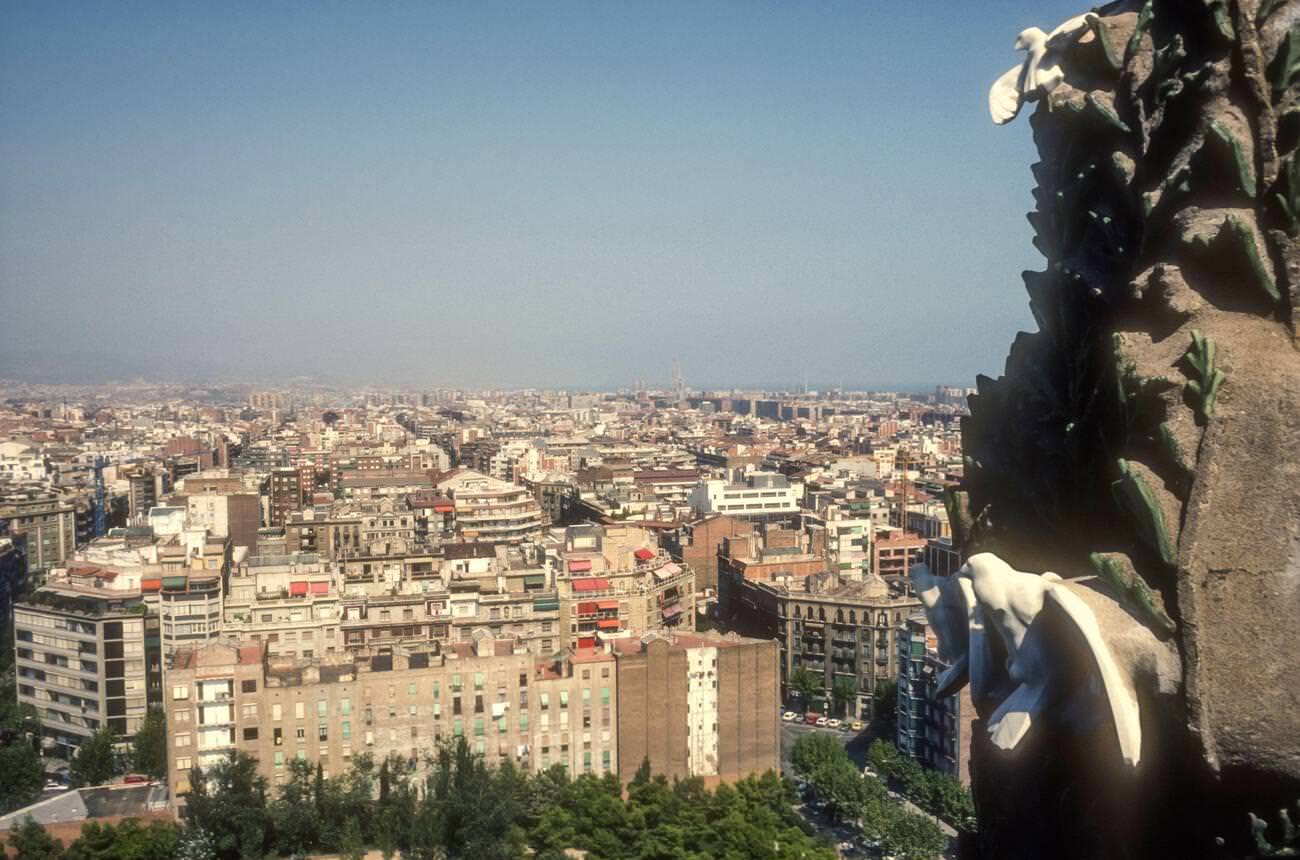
1176, 312, 1300, 781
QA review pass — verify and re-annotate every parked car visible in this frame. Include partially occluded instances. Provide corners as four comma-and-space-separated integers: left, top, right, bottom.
825, 718, 842, 729
122, 773, 150, 785
849, 720, 865, 732
44, 780, 69, 792
782, 711, 799, 722
805, 713, 821, 725
815, 716, 829, 727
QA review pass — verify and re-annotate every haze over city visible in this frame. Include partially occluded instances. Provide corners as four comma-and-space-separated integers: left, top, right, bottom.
2, 0, 1081, 390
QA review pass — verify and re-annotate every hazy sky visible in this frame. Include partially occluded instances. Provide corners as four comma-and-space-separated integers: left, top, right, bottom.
1, 1, 1082, 390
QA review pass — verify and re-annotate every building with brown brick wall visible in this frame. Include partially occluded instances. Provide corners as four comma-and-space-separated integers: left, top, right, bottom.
165, 635, 619, 814
614, 631, 779, 786
661, 514, 752, 593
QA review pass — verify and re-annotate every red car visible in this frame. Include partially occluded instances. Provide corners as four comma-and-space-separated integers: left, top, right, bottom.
804, 713, 820, 725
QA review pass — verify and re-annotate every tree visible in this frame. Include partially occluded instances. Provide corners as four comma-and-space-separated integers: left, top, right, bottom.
8, 816, 63, 860
338, 818, 364, 860
831, 676, 857, 718
0, 740, 46, 814
269, 758, 321, 856
130, 709, 167, 779
873, 679, 898, 737
183, 752, 269, 860
787, 669, 822, 707
173, 827, 216, 860
69, 728, 117, 788
64, 819, 177, 860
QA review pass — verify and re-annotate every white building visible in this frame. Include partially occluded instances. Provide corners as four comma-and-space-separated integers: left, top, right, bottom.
688, 472, 800, 519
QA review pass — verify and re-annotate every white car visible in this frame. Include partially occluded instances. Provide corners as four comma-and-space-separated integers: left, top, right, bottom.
781, 711, 799, 722
815, 716, 829, 727
825, 718, 842, 729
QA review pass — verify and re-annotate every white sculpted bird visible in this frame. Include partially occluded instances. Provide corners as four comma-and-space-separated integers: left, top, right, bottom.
988, 14, 1092, 124
911, 553, 1143, 766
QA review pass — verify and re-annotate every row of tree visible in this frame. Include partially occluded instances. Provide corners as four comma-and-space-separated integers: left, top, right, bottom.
11, 741, 839, 860
867, 739, 976, 832
786, 669, 858, 716
788, 733, 949, 860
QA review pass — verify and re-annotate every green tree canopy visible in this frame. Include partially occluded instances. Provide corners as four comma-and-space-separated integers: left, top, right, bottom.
0, 740, 46, 814
69, 728, 118, 788
130, 708, 167, 780
8, 816, 63, 860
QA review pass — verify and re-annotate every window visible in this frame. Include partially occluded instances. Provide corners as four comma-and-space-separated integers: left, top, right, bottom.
295, 702, 305, 719
242, 704, 258, 719
272, 703, 282, 721
559, 691, 569, 708
174, 710, 190, 724
540, 693, 549, 710
600, 687, 610, 705
342, 721, 351, 739
408, 682, 417, 696
475, 718, 485, 736
474, 672, 484, 690
243, 727, 259, 741
171, 685, 188, 700
241, 680, 257, 693
296, 727, 306, 740
319, 725, 328, 741
317, 700, 327, 718
176, 756, 192, 771
175, 733, 191, 748
340, 698, 351, 716
274, 728, 283, 746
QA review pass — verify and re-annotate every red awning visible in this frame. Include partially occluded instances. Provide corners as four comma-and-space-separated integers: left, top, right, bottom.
571, 577, 609, 593
289, 581, 308, 596
597, 618, 620, 630
309, 582, 329, 595
567, 559, 592, 573
597, 600, 619, 611
140, 579, 161, 593
577, 601, 599, 615
662, 604, 683, 619
634, 548, 655, 561
577, 636, 597, 649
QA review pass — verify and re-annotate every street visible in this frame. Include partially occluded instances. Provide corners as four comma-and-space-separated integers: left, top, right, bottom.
779, 717, 958, 857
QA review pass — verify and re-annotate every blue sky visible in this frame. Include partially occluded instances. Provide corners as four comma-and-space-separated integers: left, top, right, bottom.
1, 1, 1083, 390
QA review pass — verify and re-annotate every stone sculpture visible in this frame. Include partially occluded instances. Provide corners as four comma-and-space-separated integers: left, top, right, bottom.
988, 13, 1092, 124
952, 3, 1299, 854
911, 554, 1143, 765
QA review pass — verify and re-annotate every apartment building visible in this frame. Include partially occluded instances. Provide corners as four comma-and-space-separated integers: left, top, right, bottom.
0, 494, 77, 573
872, 532, 928, 578
435, 469, 543, 544
268, 467, 304, 527
335, 556, 559, 657
614, 631, 779, 786
14, 580, 162, 757
720, 568, 920, 719
896, 612, 973, 785
688, 472, 800, 521
549, 524, 696, 649
165, 635, 619, 813
222, 554, 340, 659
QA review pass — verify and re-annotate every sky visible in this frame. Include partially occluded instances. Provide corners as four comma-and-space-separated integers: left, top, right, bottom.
0, 1, 1084, 391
